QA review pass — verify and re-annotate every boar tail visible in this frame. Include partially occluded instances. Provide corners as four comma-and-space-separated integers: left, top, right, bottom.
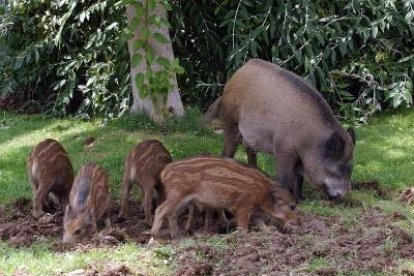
202, 96, 222, 123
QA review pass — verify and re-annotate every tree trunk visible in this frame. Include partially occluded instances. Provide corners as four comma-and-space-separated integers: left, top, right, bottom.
126, 1, 185, 122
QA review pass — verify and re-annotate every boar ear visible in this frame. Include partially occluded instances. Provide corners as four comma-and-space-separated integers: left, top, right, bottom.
325, 133, 345, 158
347, 127, 356, 145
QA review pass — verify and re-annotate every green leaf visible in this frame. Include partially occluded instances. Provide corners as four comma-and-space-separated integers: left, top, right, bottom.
153, 32, 169, 44
129, 17, 141, 31
405, 10, 414, 24
132, 53, 143, 67
157, 57, 171, 68
133, 39, 144, 51
372, 26, 378, 38
148, 0, 156, 9
338, 38, 347, 56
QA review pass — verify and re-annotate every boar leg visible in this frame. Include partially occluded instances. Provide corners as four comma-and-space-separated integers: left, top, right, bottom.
119, 179, 133, 218
151, 196, 179, 236
104, 217, 112, 232
155, 181, 166, 205
294, 175, 304, 201
233, 208, 252, 233
219, 210, 230, 233
33, 185, 48, 217
168, 211, 180, 238
230, 198, 252, 233
222, 123, 239, 158
246, 147, 258, 167
204, 208, 214, 233
275, 151, 304, 201
142, 183, 155, 226
184, 204, 196, 233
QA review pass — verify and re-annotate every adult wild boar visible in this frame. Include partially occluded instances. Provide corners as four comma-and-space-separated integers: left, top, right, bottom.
214, 59, 355, 201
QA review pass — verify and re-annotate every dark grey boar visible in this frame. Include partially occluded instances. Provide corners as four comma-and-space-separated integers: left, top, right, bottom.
27, 139, 74, 217
119, 139, 172, 225
63, 162, 111, 243
213, 59, 355, 201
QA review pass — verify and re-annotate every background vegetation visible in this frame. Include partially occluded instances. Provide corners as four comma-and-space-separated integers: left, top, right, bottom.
0, 0, 413, 123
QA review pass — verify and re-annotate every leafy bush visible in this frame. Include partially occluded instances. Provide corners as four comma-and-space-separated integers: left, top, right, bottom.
171, 0, 414, 124
0, 0, 130, 118
1, 0, 413, 123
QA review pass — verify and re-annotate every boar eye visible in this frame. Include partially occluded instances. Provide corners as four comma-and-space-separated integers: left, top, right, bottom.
74, 229, 82, 236
289, 204, 296, 211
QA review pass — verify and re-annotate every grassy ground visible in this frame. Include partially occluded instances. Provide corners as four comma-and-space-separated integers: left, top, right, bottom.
1, 108, 414, 275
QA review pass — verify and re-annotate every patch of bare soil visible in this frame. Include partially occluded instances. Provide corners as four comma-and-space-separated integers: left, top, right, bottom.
0, 198, 220, 249
0, 198, 63, 247
175, 209, 414, 275
0, 198, 157, 248
175, 250, 213, 276
400, 187, 414, 205
65, 264, 134, 276
2, 198, 413, 274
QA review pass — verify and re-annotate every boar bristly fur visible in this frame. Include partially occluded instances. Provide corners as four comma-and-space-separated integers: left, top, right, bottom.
27, 139, 74, 218
151, 157, 296, 238
218, 59, 355, 201
63, 162, 111, 244
119, 139, 172, 225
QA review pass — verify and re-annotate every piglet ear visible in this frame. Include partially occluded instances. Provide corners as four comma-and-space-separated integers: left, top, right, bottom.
347, 127, 356, 145
325, 133, 345, 158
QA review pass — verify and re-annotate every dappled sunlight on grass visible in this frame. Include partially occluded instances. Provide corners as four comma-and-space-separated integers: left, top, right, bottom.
0, 242, 172, 276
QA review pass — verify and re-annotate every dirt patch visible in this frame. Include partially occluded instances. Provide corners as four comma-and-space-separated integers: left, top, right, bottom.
66, 264, 134, 276
2, 198, 413, 274
0, 198, 220, 249
173, 209, 414, 275
0, 198, 63, 247
175, 250, 213, 276
0, 198, 155, 248
400, 187, 414, 205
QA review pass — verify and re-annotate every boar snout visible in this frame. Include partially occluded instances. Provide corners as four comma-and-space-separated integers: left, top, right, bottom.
271, 204, 296, 227
325, 178, 351, 202
62, 233, 73, 244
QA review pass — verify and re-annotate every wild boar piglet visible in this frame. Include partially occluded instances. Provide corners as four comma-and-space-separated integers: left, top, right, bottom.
119, 139, 172, 225
151, 157, 296, 237
63, 162, 111, 244
27, 138, 73, 217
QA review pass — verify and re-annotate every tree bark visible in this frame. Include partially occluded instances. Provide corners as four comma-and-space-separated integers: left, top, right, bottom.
126, 1, 184, 122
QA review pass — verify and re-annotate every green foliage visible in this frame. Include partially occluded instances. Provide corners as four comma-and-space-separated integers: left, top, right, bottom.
170, 0, 414, 123
0, 0, 130, 118
1, 1, 413, 122
124, 0, 184, 101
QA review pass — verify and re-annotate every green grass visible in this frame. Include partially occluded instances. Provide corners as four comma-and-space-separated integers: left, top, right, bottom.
0, 242, 171, 275
1, 108, 414, 275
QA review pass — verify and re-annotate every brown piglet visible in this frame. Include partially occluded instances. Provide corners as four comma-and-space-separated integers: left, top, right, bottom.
63, 162, 111, 244
119, 139, 172, 225
27, 139, 74, 217
151, 157, 296, 237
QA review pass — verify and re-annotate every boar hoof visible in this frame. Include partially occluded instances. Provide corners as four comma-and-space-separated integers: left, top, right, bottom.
39, 212, 54, 224
33, 209, 45, 218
